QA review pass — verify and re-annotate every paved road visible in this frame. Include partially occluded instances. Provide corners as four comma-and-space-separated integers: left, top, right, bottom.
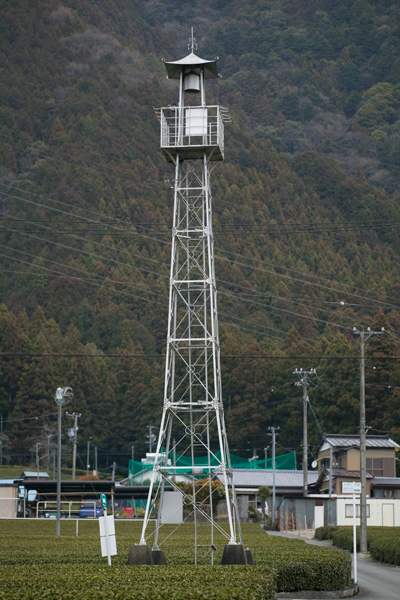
269, 531, 400, 600
354, 554, 399, 599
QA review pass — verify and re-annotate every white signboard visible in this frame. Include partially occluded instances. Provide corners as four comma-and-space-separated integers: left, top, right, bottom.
185, 108, 207, 136
342, 481, 361, 494
161, 491, 183, 524
99, 514, 117, 562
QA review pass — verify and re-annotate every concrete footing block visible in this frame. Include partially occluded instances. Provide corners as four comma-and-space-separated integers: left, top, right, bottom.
127, 544, 153, 565
221, 543, 248, 565
245, 548, 254, 564
151, 549, 166, 565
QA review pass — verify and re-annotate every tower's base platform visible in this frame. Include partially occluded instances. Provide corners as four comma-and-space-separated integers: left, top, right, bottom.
221, 543, 249, 565
128, 544, 163, 565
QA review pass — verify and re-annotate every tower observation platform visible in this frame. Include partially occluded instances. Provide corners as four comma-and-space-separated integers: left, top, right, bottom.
155, 49, 229, 162
157, 104, 227, 162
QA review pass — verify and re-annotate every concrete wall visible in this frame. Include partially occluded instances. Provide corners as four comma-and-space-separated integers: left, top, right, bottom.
276, 496, 400, 529
336, 497, 400, 526
0, 486, 17, 518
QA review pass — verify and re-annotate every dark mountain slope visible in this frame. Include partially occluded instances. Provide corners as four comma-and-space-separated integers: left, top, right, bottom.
1, 0, 400, 465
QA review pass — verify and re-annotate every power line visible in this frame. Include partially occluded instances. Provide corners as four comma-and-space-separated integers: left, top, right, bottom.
1, 353, 399, 360
216, 251, 400, 310
0, 250, 168, 307
0, 244, 168, 301
3, 184, 400, 311
0, 188, 169, 246
2, 412, 58, 423
3, 182, 400, 341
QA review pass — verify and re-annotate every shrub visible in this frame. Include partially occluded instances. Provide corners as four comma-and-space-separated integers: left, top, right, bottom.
314, 526, 339, 540
315, 525, 400, 566
0, 520, 351, 598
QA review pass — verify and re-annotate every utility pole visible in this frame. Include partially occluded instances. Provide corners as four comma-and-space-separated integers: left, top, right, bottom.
94, 446, 98, 475
131, 445, 135, 463
66, 412, 81, 480
36, 442, 41, 480
268, 427, 279, 523
0, 414, 3, 466
147, 426, 156, 453
248, 447, 259, 468
52, 447, 56, 479
46, 434, 52, 471
293, 368, 316, 497
86, 437, 92, 474
353, 327, 385, 554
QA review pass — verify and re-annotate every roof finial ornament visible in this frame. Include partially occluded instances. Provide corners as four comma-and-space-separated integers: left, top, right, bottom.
188, 27, 197, 52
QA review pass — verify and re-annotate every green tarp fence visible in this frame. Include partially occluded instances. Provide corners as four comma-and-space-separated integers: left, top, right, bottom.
128, 450, 296, 483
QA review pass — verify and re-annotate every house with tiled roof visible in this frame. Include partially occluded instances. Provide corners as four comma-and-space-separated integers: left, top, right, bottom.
316, 433, 399, 496
213, 468, 320, 524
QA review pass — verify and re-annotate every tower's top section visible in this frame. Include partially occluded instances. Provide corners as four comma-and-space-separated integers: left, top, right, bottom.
163, 51, 219, 81
157, 29, 227, 162
163, 28, 220, 94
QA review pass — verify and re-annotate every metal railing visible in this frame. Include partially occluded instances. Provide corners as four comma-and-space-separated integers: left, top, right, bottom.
158, 105, 228, 155
36, 500, 84, 519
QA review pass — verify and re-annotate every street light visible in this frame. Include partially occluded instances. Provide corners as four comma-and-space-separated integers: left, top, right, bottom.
54, 386, 73, 537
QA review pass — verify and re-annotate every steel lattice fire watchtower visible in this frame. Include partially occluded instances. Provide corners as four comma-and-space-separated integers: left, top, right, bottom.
128, 33, 249, 566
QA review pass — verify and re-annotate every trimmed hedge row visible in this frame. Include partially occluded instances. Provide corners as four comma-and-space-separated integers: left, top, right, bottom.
314, 525, 340, 541
368, 530, 400, 565
0, 520, 351, 599
315, 525, 400, 566
243, 528, 351, 593
0, 564, 276, 600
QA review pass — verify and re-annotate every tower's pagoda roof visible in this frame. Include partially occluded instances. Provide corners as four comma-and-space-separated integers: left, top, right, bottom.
163, 51, 219, 80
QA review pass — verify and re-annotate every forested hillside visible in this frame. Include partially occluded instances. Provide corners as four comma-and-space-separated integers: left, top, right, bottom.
1, 0, 400, 472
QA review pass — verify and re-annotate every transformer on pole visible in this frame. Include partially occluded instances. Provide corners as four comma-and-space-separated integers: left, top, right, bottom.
128, 31, 248, 566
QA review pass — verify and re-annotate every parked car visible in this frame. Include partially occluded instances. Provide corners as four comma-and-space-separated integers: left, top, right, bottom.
79, 499, 102, 518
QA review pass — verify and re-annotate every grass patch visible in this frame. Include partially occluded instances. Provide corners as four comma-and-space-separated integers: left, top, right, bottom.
0, 520, 351, 599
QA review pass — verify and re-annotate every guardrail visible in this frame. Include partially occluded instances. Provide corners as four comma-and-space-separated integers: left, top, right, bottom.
36, 500, 83, 519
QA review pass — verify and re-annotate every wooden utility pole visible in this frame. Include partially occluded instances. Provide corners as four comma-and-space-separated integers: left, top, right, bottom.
268, 427, 279, 522
293, 368, 316, 497
353, 327, 384, 554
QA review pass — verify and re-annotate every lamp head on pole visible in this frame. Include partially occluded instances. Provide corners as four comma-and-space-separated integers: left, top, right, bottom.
54, 386, 74, 406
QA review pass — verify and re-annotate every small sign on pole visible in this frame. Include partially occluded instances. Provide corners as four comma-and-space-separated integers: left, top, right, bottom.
352, 492, 357, 584
342, 481, 361, 495
342, 481, 360, 584
99, 493, 117, 566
